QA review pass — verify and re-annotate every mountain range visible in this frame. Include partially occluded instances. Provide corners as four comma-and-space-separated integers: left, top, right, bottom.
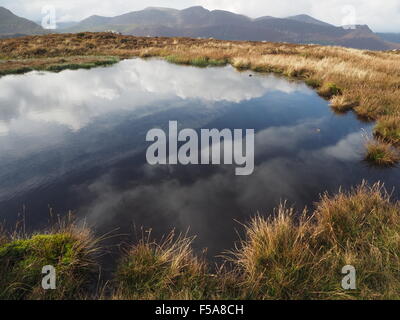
1, 6, 399, 51
377, 33, 400, 44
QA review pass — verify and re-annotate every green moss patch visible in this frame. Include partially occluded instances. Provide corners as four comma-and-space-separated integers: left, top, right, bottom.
0, 232, 96, 300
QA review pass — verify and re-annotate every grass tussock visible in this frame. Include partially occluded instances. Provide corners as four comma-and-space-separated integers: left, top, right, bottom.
0, 218, 101, 300
165, 55, 228, 67
311, 182, 400, 299
318, 82, 343, 98
232, 206, 319, 300
112, 232, 216, 300
374, 115, 400, 145
365, 139, 400, 166
233, 182, 400, 300
330, 95, 358, 113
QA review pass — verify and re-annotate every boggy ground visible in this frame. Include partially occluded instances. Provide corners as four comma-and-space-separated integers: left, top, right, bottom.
1, 182, 400, 300
0, 32, 399, 165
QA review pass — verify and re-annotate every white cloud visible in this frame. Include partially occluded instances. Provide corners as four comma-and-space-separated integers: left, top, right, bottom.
0, 0, 399, 31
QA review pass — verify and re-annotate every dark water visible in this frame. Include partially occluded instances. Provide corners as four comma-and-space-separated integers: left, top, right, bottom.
0, 59, 399, 257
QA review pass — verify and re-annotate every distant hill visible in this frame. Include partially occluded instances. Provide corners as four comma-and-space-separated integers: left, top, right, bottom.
63, 6, 400, 50
0, 6, 45, 37
377, 33, 400, 44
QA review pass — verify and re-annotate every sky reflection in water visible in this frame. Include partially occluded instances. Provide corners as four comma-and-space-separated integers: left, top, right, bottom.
0, 59, 398, 256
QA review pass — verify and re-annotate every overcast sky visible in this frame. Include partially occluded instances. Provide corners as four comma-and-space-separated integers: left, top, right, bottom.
1, 0, 399, 32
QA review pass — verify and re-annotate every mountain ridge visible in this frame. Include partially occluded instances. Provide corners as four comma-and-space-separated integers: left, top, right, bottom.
0, 6, 45, 37
1, 5, 399, 50
63, 6, 399, 50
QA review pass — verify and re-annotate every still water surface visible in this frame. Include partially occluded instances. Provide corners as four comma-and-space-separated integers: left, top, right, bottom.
0, 59, 399, 256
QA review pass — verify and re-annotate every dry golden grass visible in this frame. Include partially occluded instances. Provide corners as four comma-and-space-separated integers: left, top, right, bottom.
233, 182, 400, 300
375, 115, 400, 145
365, 138, 400, 166
231, 206, 320, 300
112, 232, 215, 300
330, 95, 357, 113
0, 32, 399, 160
